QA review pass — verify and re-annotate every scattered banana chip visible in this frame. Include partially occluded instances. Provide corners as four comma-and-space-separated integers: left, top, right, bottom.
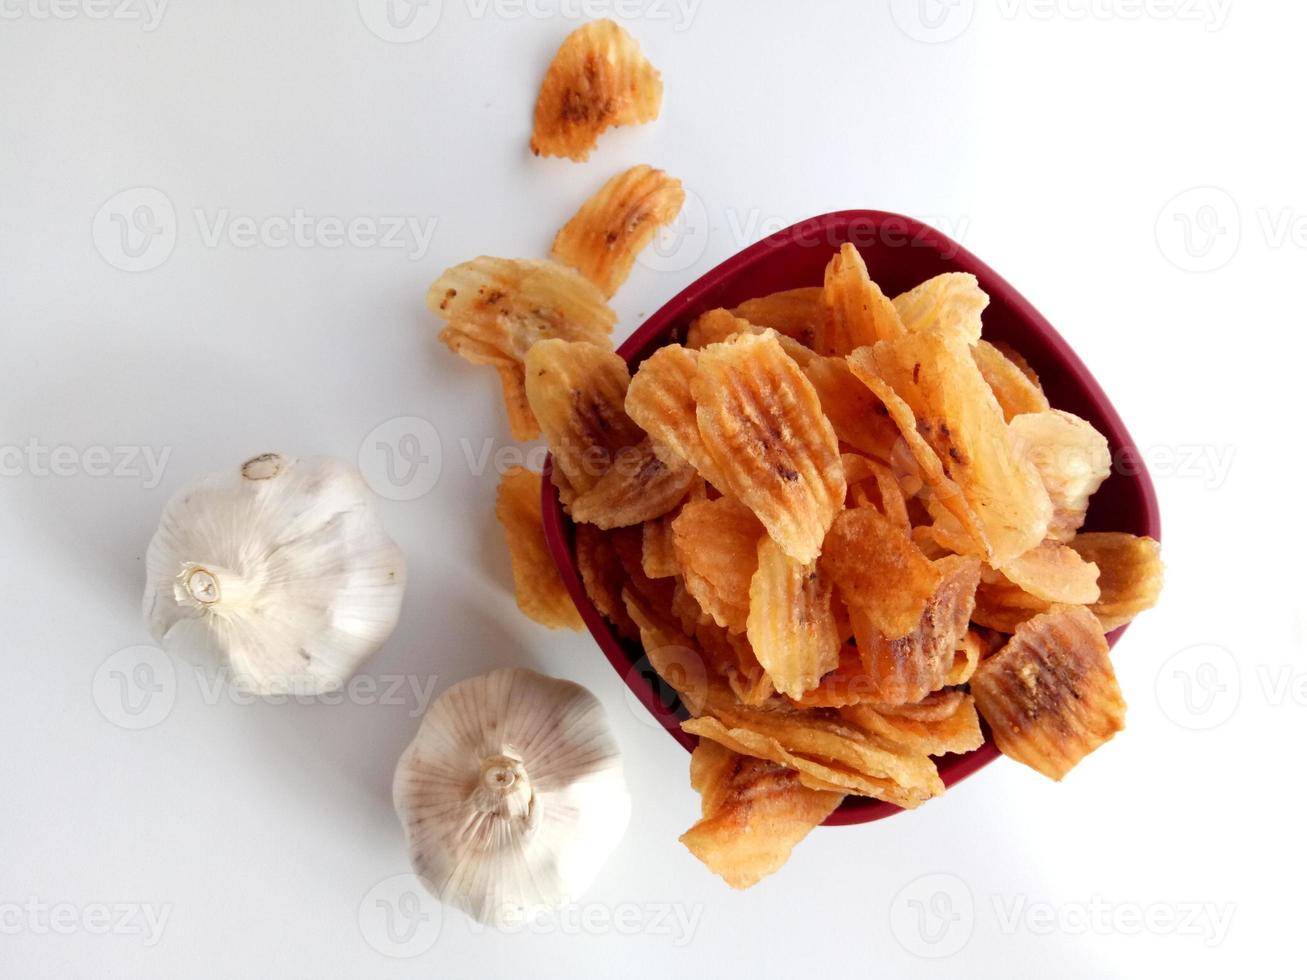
732, 287, 824, 349
893, 272, 988, 346
530, 19, 663, 162
553, 165, 685, 297
971, 604, 1126, 780
626, 344, 730, 490
848, 555, 981, 705
821, 506, 941, 640
495, 467, 583, 630
1010, 410, 1112, 542
816, 243, 904, 355
672, 496, 764, 634
524, 339, 644, 498
746, 537, 840, 698
693, 331, 845, 564
681, 740, 842, 890
1069, 533, 1164, 631
973, 339, 1051, 422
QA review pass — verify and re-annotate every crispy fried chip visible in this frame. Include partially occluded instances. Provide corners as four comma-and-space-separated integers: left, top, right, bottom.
821, 507, 941, 640
973, 339, 1051, 422
680, 740, 842, 889
1069, 533, 1164, 631
622, 587, 717, 717
731, 287, 824, 349
970, 564, 1052, 633
625, 344, 730, 489
672, 496, 764, 634
525, 339, 644, 498
856, 328, 1053, 564
686, 309, 817, 366
803, 356, 901, 462
815, 243, 905, 355
552, 165, 685, 297
1000, 540, 1101, 605
789, 644, 879, 708
574, 522, 636, 639
494, 365, 538, 441
696, 620, 775, 706
642, 509, 681, 579
893, 273, 988, 346
841, 454, 910, 532
569, 438, 697, 529
693, 331, 845, 564
530, 19, 662, 162
746, 537, 841, 698
946, 629, 985, 686
839, 690, 985, 757
495, 467, 583, 630
971, 605, 1125, 780
1010, 410, 1112, 542
848, 555, 981, 704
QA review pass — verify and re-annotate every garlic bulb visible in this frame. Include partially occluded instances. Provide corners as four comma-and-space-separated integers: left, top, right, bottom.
143, 453, 406, 695
394, 668, 630, 926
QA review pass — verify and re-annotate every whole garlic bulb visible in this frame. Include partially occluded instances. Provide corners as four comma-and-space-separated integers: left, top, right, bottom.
394, 668, 630, 926
143, 453, 406, 695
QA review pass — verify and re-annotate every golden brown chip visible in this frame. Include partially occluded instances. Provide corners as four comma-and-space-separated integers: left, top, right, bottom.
680, 740, 842, 889
821, 507, 941, 640
494, 365, 538, 441
839, 690, 985, 757
841, 454, 910, 532
815, 244, 905, 355
970, 564, 1052, 633
848, 555, 981, 704
973, 339, 1051, 422
731, 287, 824, 349
946, 629, 985, 686
693, 331, 845, 564
685, 308, 817, 366
672, 496, 764, 634
999, 540, 1101, 605
856, 328, 1053, 564
789, 644, 881, 708
1010, 410, 1112, 542
746, 537, 841, 698
1068, 533, 1164, 631
569, 438, 697, 529
574, 523, 636, 639
971, 604, 1125, 780
803, 356, 901, 462
625, 344, 730, 490
530, 19, 663, 162
524, 339, 644, 498
552, 165, 685, 297
893, 273, 988, 346
695, 620, 774, 706
495, 467, 583, 630
642, 509, 681, 579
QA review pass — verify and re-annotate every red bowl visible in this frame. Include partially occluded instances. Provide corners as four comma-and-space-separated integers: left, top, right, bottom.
542, 210, 1161, 826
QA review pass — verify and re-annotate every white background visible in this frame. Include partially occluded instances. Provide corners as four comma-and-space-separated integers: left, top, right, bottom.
1, 1, 1302, 977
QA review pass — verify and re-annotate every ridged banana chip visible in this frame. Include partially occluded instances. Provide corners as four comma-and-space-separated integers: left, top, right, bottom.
746, 537, 841, 698
495, 467, 583, 630
1010, 410, 1112, 542
671, 496, 764, 634
1069, 532, 1164, 631
893, 272, 989, 346
625, 344, 729, 490
731, 287, 824, 350
973, 339, 1050, 421
816, 243, 905, 355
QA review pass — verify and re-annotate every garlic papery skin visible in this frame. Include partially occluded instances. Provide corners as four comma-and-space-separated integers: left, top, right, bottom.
393, 667, 631, 927
143, 453, 407, 696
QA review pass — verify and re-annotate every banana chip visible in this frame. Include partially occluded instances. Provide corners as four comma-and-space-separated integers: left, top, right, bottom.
569, 438, 697, 529
1000, 540, 1101, 605
789, 644, 880, 708
672, 496, 764, 634
971, 604, 1125, 780
553, 165, 685, 297
973, 339, 1051, 422
816, 243, 905, 355
693, 331, 845, 564
495, 467, 583, 630
626, 344, 729, 490
686, 308, 818, 366
1069, 533, 1164, 631
840, 454, 910, 532
681, 740, 843, 889
946, 629, 985, 686
839, 691, 985, 757
746, 537, 841, 698
848, 555, 981, 705
859, 327, 1053, 564
893, 272, 988, 346
804, 356, 901, 462
732, 287, 824, 349
970, 564, 1051, 633
1010, 410, 1112, 542
642, 509, 681, 579
574, 522, 637, 639
525, 339, 644, 498
821, 506, 941, 640
530, 19, 663, 162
